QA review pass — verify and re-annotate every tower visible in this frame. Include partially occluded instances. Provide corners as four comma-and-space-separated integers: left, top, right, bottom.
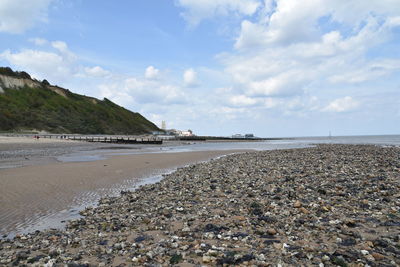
161, 121, 166, 130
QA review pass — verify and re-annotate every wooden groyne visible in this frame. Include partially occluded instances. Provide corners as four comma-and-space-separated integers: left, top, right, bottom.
64, 135, 162, 145
84, 136, 162, 145
2, 134, 163, 145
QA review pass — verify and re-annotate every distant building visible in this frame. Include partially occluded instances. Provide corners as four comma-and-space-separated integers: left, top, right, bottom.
161, 121, 166, 130
232, 133, 255, 139
165, 129, 179, 136
180, 129, 193, 137
165, 129, 194, 136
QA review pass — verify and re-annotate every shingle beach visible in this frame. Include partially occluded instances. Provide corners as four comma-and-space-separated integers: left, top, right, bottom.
1, 144, 399, 266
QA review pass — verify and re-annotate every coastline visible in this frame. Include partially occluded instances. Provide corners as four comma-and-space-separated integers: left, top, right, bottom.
0, 149, 249, 238
1, 144, 399, 266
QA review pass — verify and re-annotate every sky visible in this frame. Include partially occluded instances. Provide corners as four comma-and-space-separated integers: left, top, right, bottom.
0, 0, 399, 137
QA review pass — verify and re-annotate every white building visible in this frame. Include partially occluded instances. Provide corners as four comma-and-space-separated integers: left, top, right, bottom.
179, 130, 193, 136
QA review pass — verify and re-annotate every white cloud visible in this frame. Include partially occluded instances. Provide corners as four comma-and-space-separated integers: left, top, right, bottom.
51, 41, 68, 53
51, 41, 77, 61
99, 75, 188, 107
2, 40, 78, 81
229, 94, 259, 107
210, 106, 248, 120
99, 83, 134, 107
219, 0, 400, 113
145, 66, 160, 80
235, 20, 268, 50
234, 0, 400, 49
247, 71, 308, 97
125, 77, 186, 104
0, 0, 52, 34
0, 49, 72, 82
84, 66, 110, 78
329, 59, 400, 84
176, 0, 261, 26
183, 68, 198, 87
29, 37, 48, 46
323, 96, 359, 112
0, 40, 87, 85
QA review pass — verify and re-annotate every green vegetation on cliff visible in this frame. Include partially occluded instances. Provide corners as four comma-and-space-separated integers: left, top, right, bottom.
0, 67, 160, 134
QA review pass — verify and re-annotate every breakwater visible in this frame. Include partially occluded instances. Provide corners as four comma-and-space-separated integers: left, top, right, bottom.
1, 134, 163, 145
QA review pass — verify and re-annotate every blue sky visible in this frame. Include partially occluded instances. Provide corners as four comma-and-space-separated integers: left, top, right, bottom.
0, 0, 399, 137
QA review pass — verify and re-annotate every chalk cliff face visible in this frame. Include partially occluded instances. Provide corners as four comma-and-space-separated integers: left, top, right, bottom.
0, 74, 40, 89
0, 74, 68, 97
0, 67, 160, 134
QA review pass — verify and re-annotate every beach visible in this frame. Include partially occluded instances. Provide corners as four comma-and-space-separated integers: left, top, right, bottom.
0, 144, 399, 266
0, 136, 249, 238
0, 136, 106, 169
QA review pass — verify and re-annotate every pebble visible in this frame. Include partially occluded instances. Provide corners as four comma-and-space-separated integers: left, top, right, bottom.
0, 144, 399, 266
299, 207, 309, 214
267, 228, 277, 235
371, 252, 385, 260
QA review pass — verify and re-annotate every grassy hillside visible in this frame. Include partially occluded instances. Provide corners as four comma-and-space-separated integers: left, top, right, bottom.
0, 68, 160, 134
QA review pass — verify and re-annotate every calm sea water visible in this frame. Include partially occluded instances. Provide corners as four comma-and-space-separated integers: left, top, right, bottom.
112, 134, 400, 155
290, 135, 400, 146
170, 134, 400, 152
57, 135, 400, 162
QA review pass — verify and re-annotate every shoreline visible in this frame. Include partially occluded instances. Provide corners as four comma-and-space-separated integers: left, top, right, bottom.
0, 148, 250, 238
0, 144, 399, 266
0, 136, 260, 170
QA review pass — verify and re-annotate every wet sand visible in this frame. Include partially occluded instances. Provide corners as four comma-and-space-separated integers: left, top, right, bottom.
0, 146, 248, 237
0, 136, 107, 169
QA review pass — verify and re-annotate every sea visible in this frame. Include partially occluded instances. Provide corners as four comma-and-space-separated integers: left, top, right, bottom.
58, 134, 400, 162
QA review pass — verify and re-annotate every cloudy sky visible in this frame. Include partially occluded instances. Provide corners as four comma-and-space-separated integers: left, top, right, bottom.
1, 0, 399, 137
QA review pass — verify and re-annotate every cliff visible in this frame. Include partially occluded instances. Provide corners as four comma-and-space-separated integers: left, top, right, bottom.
0, 67, 160, 134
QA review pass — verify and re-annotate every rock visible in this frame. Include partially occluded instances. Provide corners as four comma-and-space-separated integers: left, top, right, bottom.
299, 207, 309, 214
134, 236, 146, 243
170, 254, 183, 264
321, 255, 330, 262
294, 200, 302, 208
371, 252, 385, 260
202, 255, 212, 263
267, 228, 277, 235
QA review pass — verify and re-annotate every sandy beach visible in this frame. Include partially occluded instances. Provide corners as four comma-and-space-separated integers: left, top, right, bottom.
0, 136, 249, 237
0, 136, 105, 169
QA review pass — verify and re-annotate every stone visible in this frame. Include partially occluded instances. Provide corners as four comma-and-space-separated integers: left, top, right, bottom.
202, 255, 212, 263
267, 228, 277, 235
299, 207, 309, 214
371, 252, 385, 260
294, 200, 302, 208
